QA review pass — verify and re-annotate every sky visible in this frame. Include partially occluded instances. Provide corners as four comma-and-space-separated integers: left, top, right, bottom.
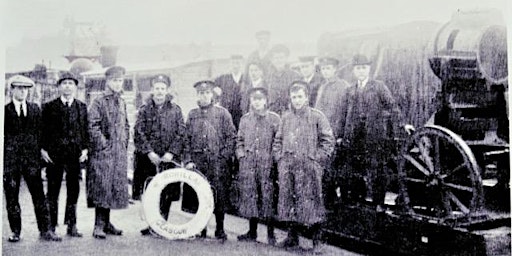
2, 0, 509, 47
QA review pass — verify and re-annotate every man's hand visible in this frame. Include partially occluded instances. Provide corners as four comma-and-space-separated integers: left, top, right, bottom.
404, 124, 415, 135
185, 162, 196, 170
148, 152, 161, 166
41, 149, 54, 164
79, 149, 88, 163
161, 153, 174, 163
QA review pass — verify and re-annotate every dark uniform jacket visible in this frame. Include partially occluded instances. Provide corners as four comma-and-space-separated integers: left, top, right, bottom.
214, 74, 244, 130
314, 77, 349, 139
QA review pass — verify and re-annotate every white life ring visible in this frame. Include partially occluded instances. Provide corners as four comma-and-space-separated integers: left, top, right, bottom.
142, 168, 214, 240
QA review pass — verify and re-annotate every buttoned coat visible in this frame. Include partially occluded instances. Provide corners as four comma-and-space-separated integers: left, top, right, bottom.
314, 77, 350, 138
87, 91, 130, 209
272, 107, 334, 225
236, 110, 280, 218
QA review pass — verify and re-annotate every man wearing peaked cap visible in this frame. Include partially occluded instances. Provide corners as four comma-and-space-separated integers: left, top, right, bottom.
41, 70, 89, 238
104, 65, 126, 79
4, 75, 63, 242
298, 56, 325, 106
150, 74, 171, 86
318, 57, 340, 66
352, 54, 372, 66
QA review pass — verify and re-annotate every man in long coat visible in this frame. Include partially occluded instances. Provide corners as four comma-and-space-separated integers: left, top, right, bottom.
133, 74, 186, 235
236, 87, 280, 245
339, 54, 402, 212
266, 44, 302, 114
4, 75, 62, 242
314, 57, 350, 213
41, 72, 89, 237
273, 81, 334, 252
87, 66, 130, 239
184, 80, 237, 241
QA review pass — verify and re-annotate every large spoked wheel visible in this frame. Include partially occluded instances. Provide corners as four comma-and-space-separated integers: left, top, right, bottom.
398, 125, 484, 219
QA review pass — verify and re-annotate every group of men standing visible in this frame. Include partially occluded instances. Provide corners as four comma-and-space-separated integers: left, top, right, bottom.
3, 30, 405, 255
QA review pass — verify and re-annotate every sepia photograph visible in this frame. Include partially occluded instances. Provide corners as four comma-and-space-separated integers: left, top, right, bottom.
1, 0, 510, 255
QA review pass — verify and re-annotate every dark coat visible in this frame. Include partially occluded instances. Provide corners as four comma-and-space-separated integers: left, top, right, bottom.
266, 68, 302, 114
87, 91, 130, 209
4, 102, 42, 170
184, 104, 237, 213
214, 74, 244, 130
306, 73, 325, 107
41, 98, 89, 160
236, 110, 280, 218
134, 95, 186, 157
272, 107, 334, 225
314, 77, 350, 138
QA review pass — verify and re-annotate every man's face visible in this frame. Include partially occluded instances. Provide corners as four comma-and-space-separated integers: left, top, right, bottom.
353, 65, 371, 81
320, 65, 337, 79
59, 79, 77, 98
106, 77, 124, 93
248, 64, 263, 81
271, 52, 287, 70
152, 82, 168, 104
250, 95, 266, 111
290, 88, 308, 110
12, 86, 29, 102
197, 89, 213, 106
256, 35, 270, 49
299, 62, 315, 78
231, 59, 244, 74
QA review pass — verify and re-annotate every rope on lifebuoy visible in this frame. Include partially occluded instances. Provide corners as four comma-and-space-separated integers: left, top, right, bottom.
142, 168, 214, 240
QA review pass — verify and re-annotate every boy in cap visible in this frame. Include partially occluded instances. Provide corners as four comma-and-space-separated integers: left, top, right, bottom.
4, 75, 62, 242
87, 66, 130, 238
273, 81, 334, 253
297, 56, 324, 106
133, 74, 187, 236
236, 87, 280, 245
184, 80, 237, 241
41, 72, 89, 237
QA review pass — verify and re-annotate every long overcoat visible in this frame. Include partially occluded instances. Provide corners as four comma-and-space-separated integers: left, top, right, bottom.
314, 77, 349, 139
87, 91, 130, 209
214, 74, 244, 130
236, 110, 280, 219
272, 107, 334, 225
184, 104, 237, 213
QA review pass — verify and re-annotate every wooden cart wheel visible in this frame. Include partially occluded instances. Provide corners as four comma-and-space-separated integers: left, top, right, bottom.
398, 125, 484, 219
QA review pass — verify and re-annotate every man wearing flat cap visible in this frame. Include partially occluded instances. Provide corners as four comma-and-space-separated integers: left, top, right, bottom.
339, 54, 403, 212
41, 72, 89, 238
133, 74, 187, 236
183, 80, 237, 241
266, 44, 302, 114
4, 75, 62, 242
87, 65, 130, 239
298, 56, 325, 106
247, 30, 272, 75
314, 57, 350, 214
236, 87, 280, 245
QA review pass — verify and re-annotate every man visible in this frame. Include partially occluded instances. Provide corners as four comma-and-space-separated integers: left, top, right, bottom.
133, 74, 186, 236
184, 80, 237, 241
298, 56, 324, 106
240, 61, 267, 114
339, 54, 402, 212
247, 30, 272, 74
4, 75, 62, 242
266, 44, 302, 114
214, 54, 245, 129
236, 87, 280, 245
273, 81, 334, 252
41, 72, 89, 238
87, 66, 130, 239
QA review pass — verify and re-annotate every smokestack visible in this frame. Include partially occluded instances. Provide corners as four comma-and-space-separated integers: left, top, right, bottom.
100, 46, 119, 67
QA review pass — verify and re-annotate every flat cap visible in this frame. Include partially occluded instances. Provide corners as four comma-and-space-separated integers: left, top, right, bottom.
298, 56, 316, 63
318, 57, 339, 66
105, 66, 126, 79
352, 54, 372, 65
248, 87, 268, 98
57, 72, 79, 85
193, 80, 216, 92
151, 74, 171, 86
8, 75, 35, 88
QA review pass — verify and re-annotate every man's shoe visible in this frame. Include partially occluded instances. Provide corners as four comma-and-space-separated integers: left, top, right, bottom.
214, 230, 227, 240
277, 235, 299, 248
237, 232, 256, 242
40, 231, 62, 242
92, 227, 106, 239
140, 227, 152, 236
8, 233, 20, 243
104, 223, 123, 236
195, 229, 207, 239
67, 226, 83, 238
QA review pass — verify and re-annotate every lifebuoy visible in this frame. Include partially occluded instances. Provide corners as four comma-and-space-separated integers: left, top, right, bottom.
142, 168, 214, 240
